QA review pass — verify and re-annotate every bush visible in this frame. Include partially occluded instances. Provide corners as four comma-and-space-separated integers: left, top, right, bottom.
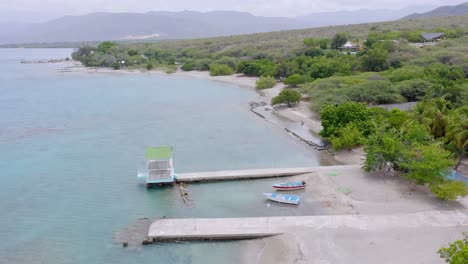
271, 89, 302, 107
320, 101, 371, 137
346, 80, 405, 105
256, 76, 276, 90
330, 123, 363, 150
438, 232, 468, 264
284, 74, 305, 87
430, 180, 468, 201
181, 61, 194, 71
385, 66, 425, 82
361, 48, 389, 72
209, 64, 233, 76
111, 61, 120, 70
97, 41, 117, 53
396, 79, 432, 101
146, 63, 154, 70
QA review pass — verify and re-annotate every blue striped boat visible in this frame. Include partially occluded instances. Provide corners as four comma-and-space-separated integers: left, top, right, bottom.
273, 181, 306, 191
263, 193, 300, 205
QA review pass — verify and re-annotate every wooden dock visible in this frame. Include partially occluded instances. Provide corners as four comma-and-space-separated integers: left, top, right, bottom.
147, 210, 468, 242
176, 167, 316, 182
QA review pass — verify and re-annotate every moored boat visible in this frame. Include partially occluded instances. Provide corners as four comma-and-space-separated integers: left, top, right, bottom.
138, 146, 177, 188
273, 181, 306, 191
263, 193, 300, 205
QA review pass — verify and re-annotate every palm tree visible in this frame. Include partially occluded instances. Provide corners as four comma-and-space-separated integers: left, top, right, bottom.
446, 106, 468, 170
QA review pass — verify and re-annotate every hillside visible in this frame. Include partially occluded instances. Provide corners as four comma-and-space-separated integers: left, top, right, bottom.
121, 15, 468, 59
403, 2, 468, 19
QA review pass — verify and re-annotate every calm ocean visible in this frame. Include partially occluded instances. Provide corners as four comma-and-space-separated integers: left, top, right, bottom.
0, 48, 323, 263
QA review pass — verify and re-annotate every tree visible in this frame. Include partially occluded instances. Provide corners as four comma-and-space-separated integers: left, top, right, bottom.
430, 180, 468, 201
364, 129, 405, 172
330, 123, 363, 151
111, 61, 120, 70
401, 143, 455, 186
256, 76, 276, 90
317, 38, 330, 49
438, 232, 468, 263
446, 106, 468, 170
283, 74, 304, 87
331, 33, 348, 49
97, 41, 117, 53
275, 61, 298, 80
271, 89, 302, 107
361, 48, 389, 72
320, 102, 371, 137
209, 64, 233, 76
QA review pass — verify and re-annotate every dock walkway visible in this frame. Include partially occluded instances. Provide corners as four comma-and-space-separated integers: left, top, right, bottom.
148, 210, 468, 242
176, 167, 316, 182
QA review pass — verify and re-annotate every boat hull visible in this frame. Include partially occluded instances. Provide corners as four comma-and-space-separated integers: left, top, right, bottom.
273, 186, 305, 191
263, 193, 300, 205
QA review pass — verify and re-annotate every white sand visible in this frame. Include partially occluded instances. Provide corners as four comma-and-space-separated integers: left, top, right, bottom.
244, 165, 468, 263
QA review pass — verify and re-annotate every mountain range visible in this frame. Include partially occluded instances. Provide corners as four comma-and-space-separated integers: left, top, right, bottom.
0, 2, 467, 45
403, 2, 468, 19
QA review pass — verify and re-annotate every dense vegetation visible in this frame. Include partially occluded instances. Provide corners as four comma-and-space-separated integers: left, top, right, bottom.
72, 15, 468, 200
438, 232, 468, 263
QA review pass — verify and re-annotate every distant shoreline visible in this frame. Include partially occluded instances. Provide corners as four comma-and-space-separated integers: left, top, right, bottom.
60, 60, 357, 166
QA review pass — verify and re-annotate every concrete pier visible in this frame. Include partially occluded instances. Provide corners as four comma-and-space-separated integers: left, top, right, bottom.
176, 167, 316, 182
147, 210, 468, 242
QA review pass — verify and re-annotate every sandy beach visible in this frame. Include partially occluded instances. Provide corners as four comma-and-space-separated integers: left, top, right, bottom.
61, 61, 468, 264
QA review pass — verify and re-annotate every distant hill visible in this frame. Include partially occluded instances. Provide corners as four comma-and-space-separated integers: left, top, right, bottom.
298, 6, 435, 26
0, 11, 306, 44
403, 2, 468, 19
0, 4, 460, 45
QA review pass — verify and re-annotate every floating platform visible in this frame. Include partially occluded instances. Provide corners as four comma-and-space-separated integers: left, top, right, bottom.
176, 167, 316, 182
147, 210, 468, 242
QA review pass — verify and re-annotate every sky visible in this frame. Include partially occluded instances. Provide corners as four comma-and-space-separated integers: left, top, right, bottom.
0, 0, 466, 22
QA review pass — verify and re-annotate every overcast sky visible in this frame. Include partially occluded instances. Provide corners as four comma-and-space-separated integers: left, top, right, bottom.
0, 0, 466, 22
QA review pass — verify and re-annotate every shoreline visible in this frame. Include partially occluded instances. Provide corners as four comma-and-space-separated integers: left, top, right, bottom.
60, 61, 359, 166
58, 62, 468, 263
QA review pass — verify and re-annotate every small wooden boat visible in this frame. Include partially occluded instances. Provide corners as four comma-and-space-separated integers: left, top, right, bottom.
273, 181, 306, 191
263, 193, 300, 205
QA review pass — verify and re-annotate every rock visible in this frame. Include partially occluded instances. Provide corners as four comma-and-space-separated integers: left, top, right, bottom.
142, 237, 154, 245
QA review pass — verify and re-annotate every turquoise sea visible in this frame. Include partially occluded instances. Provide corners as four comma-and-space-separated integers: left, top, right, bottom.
0, 49, 325, 263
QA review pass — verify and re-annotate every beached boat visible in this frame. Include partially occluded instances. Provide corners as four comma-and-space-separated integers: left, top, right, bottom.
263, 193, 300, 205
138, 146, 177, 188
273, 181, 306, 191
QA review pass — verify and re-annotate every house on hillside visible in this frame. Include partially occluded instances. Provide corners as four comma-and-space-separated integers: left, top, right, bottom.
339, 41, 359, 53
421, 32, 444, 43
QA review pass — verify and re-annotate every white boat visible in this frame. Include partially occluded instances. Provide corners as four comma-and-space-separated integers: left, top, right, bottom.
273, 181, 306, 191
263, 193, 300, 205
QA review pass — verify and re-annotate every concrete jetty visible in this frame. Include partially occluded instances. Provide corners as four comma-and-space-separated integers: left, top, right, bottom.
147, 210, 468, 242
176, 167, 316, 182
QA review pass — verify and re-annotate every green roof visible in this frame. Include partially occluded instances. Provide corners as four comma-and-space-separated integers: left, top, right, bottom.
146, 146, 173, 160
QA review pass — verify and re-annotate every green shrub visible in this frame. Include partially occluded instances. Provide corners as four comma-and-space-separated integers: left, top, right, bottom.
283, 74, 305, 87
438, 232, 468, 264
97, 41, 117, 53
361, 48, 389, 72
111, 61, 120, 70
430, 180, 468, 201
385, 66, 425, 82
209, 64, 234, 76
346, 80, 405, 105
146, 63, 154, 70
330, 123, 363, 150
181, 61, 194, 71
320, 101, 371, 137
272, 89, 302, 107
256, 76, 276, 89
396, 79, 432, 101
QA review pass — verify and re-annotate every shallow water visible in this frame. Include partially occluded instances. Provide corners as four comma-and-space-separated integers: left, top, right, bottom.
0, 49, 324, 264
